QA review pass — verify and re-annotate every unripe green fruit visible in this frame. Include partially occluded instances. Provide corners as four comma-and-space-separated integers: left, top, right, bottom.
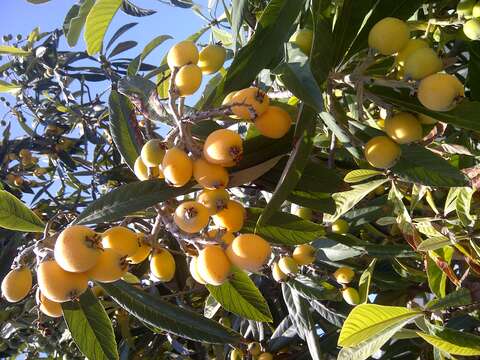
278, 257, 298, 276
342, 287, 360, 305
384, 112, 423, 144
473, 2, 480, 17
331, 219, 349, 234
289, 28, 313, 55
368, 17, 410, 55
403, 48, 443, 80
333, 267, 355, 284
464, 18, 480, 40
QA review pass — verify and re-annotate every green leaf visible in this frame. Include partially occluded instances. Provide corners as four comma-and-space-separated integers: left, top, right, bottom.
0, 190, 44, 232
456, 187, 475, 227
417, 236, 452, 252
223, 0, 306, 93
108, 90, 141, 170
243, 208, 326, 245
392, 144, 469, 187
127, 35, 172, 75
74, 180, 194, 225
62, 289, 119, 360
320, 111, 363, 160
231, 0, 247, 51
0, 80, 21, 94
206, 268, 272, 322
65, 0, 94, 47
229, 155, 284, 188
427, 247, 454, 298
417, 331, 480, 356
338, 304, 423, 347
101, 281, 242, 344
257, 105, 316, 226
287, 275, 341, 302
0, 45, 30, 56
344, 169, 383, 184
84, 0, 123, 55
426, 288, 472, 311
311, 0, 335, 85
327, 179, 389, 222
358, 259, 376, 304
468, 42, 480, 101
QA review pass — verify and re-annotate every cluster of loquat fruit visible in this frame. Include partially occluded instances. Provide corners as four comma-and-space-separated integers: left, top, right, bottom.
363, 17, 465, 170
458, 0, 480, 40
230, 341, 274, 360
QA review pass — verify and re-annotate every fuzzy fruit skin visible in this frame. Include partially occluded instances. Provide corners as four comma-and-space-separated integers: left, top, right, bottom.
278, 257, 299, 275
417, 114, 437, 124
364, 136, 401, 169
258, 353, 273, 360
248, 342, 261, 356
193, 158, 229, 189
1, 267, 32, 302
174, 201, 210, 233
141, 139, 165, 167
37, 260, 89, 303
292, 244, 316, 265
134, 156, 162, 181
417, 73, 464, 111
198, 44, 226, 74
226, 233, 271, 272
464, 18, 480, 40
87, 248, 128, 283
175, 64, 202, 96
230, 349, 244, 360
197, 188, 230, 215
473, 2, 480, 17
127, 236, 151, 264
197, 245, 231, 285
207, 229, 235, 245
368, 17, 409, 55
212, 200, 246, 232
228, 87, 270, 120
38, 293, 63, 318
334, 267, 355, 284
331, 219, 350, 234
289, 28, 313, 55
384, 112, 423, 144
167, 40, 199, 69
404, 48, 443, 80
342, 287, 360, 305
189, 256, 206, 284
102, 226, 139, 257
395, 39, 428, 67
203, 129, 243, 167
162, 147, 193, 187
254, 106, 292, 139
150, 248, 176, 282
54, 225, 101, 273
272, 262, 287, 282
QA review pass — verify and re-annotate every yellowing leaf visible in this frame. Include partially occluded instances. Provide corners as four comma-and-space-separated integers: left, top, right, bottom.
84, 0, 122, 55
0, 80, 21, 94
417, 332, 480, 356
0, 45, 30, 56
0, 190, 44, 232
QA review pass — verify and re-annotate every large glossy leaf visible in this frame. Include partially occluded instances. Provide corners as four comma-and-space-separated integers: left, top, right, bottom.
344, 169, 383, 184
243, 208, 326, 245
62, 289, 119, 360
0, 190, 44, 232
109, 90, 141, 170
121, 0, 156, 17
0, 45, 30, 56
223, 0, 306, 93
101, 281, 242, 344
358, 259, 376, 304
392, 144, 469, 187
257, 105, 317, 227
65, 0, 94, 47
456, 187, 475, 226
74, 180, 195, 224
417, 331, 480, 356
427, 247, 454, 298
206, 268, 272, 322
426, 288, 472, 311
84, 0, 123, 55
311, 0, 335, 85
287, 275, 341, 302
338, 304, 423, 347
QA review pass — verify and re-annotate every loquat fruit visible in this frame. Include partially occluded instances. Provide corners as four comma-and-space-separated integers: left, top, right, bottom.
87, 248, 128, 283
203, 129, 243, 167
175, 64, 202, 96
197, 188, 230, 215
230, 349, 244, 360
342, 287, 360, 305
127, 234, 151, 264
1, 267, 32, 302
197, 245, 231, 285
331, 219, 350, 234
211, 200, 246, 232
473, 1, 480, 17
141, 139, 165, 167
248, 342, 261, 356
457, 0, 476, 18
193, 158, 229, 189
167, 40, 199, 69
37, 260, 89, 302
254, 106, 292, 139
258, 353, 274, 360
198, 44, 226, 74
38, 293, 63, 318
417, 73, 464, 111
54, 225, 102, 273
272, 262, 287, 282
278, 257, 298, 276
226, 233, 271, 272
292, 206, 312, 220
404, 48, 443, 80
464, 18, 480, 40
102, 226, 139, 257
289, 28, 313, 55
134, 156, 162, 181
162, 147, 193, 187
384, 112, 423, 144
228, 87, 270, 120
174, 201, 210, 233
395, 38, 428, 67
189, 256, 206, 284
292, 244, 316, 265
19, 148, 32, 159
150, 248, 176, 282
333, 267, 355, 284
364, 136, 401, 169
368, 17, 410, 55
206, 229, 235, 245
